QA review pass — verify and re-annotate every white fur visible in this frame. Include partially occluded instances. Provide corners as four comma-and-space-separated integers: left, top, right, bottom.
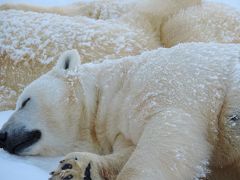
3, 43, 240, 179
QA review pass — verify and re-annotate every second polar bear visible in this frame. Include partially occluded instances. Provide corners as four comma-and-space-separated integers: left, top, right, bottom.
0, 0, 200, 110
1, 43, 240, 179
1, 0, 240, 111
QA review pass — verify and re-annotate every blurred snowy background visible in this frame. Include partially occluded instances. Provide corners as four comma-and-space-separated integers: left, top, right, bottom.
0, 0, 240, 9
0, 0, 81, 6
0, 0, 239, 179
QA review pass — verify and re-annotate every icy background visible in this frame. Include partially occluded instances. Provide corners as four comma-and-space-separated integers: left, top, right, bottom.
0, 0, 82, 6
0, 0, 239, 9
0, 0, 240, 9
210, 0, 240, 9
0, 0, 239, 179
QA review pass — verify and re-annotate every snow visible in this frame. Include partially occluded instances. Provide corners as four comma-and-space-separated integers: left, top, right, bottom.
208, 0, 240, 9
0, 0, 239, 179
0, 0, 82, 6
0, 0, 239, 9
0, 110, 12, 127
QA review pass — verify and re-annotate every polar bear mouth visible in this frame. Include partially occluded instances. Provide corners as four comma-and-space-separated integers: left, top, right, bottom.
4, 130, 41, 154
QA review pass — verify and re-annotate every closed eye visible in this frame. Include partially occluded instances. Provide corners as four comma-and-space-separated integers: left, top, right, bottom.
21, 97, 31, 109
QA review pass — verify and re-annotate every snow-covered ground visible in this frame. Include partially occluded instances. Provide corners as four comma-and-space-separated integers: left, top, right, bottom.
0, 0, 82, 6
0, 0, 239, 179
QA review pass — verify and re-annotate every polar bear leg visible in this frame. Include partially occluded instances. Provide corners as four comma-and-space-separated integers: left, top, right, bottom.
50, 134, 135, 180
117, 108, 211, 180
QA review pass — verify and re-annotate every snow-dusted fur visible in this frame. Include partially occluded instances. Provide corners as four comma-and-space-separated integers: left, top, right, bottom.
161, 2, 240, 47
1, 0, 240, 111
2, 44, 240, 180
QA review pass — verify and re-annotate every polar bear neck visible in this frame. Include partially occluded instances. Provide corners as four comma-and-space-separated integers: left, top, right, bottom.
51, 67, 103, 153
83, 59, 138, 152
63, 59, 139, 153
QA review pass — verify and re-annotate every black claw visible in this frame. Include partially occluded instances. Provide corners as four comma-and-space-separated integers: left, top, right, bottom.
63, 174, 73, 180
61, 163, 73, 170
84, 163, 92, 180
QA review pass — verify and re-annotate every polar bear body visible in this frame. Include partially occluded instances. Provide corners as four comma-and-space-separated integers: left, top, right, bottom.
2, 43, 240, 179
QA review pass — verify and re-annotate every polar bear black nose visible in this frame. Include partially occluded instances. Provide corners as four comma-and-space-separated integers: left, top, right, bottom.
0, 132, 7, 148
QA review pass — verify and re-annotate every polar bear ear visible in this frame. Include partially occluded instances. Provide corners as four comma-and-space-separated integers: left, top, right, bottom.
56, 49, 81, 71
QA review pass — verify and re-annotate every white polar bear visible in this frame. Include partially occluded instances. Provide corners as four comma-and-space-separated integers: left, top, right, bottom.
1, 0, 240, 111
1, 43, 240, 180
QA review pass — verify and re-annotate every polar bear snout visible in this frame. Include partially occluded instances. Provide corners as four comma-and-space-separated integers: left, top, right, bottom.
0, 128, 41, 155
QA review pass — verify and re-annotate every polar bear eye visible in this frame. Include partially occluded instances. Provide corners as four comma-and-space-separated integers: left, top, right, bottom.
21, 97, 31, 109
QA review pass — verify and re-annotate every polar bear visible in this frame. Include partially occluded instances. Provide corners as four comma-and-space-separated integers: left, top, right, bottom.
1, 43, 240, 180
1, 0, 240, 111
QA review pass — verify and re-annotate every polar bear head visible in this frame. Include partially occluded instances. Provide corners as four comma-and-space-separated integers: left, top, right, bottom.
0, 50, 99, 156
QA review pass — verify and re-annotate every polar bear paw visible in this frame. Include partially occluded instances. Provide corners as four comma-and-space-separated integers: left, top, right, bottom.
49, 152, 104, 180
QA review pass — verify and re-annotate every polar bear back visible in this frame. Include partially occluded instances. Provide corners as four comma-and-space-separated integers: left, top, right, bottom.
92, 43, 240, 143
106, 43, 239, 107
